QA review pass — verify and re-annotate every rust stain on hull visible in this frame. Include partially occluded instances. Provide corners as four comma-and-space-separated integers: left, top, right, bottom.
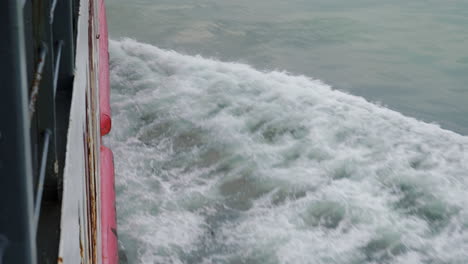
77, 0, 102, 262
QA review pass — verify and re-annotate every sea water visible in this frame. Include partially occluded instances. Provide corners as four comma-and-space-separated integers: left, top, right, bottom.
106, 1, 468, 263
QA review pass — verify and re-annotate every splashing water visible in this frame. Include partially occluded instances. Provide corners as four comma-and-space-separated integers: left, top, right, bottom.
107, 39, 468, 264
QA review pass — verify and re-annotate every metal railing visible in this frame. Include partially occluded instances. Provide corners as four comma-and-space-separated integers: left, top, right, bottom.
0, 0, 79, 263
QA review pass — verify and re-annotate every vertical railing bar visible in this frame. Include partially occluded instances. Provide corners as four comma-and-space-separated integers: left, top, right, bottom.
28, 44, 48, 121
49, 0, 58, 24
33, 129, 51, 230
0, 0, 37, 262
53, 40, 64, 95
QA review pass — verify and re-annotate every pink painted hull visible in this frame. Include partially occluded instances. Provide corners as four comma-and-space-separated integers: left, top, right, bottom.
100, 146, 118, 264
98, 0, 118, 263
99, 0, 111, 136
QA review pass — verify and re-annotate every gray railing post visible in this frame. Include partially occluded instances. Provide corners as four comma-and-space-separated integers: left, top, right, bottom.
0, 0, 38, 263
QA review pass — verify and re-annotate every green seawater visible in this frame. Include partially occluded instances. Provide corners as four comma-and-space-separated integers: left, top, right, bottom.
108, 0, 468, 134
106, 1, 468, 263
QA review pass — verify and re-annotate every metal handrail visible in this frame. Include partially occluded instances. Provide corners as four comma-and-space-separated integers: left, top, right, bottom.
0, 0, 78, 263
53, 40, 64, 94
33, 130, 51, 230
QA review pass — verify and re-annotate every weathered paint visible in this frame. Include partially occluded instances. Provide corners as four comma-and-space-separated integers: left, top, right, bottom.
87, 0, 102, 262
58, 0, 102, 263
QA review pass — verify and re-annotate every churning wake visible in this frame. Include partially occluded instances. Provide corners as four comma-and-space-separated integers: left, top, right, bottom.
107, 39, 468, 264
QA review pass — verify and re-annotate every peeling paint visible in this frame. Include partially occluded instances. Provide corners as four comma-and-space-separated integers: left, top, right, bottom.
57, 0, 103, 262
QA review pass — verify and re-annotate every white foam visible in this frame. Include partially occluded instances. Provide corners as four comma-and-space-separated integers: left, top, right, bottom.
107, 38, 468, 264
